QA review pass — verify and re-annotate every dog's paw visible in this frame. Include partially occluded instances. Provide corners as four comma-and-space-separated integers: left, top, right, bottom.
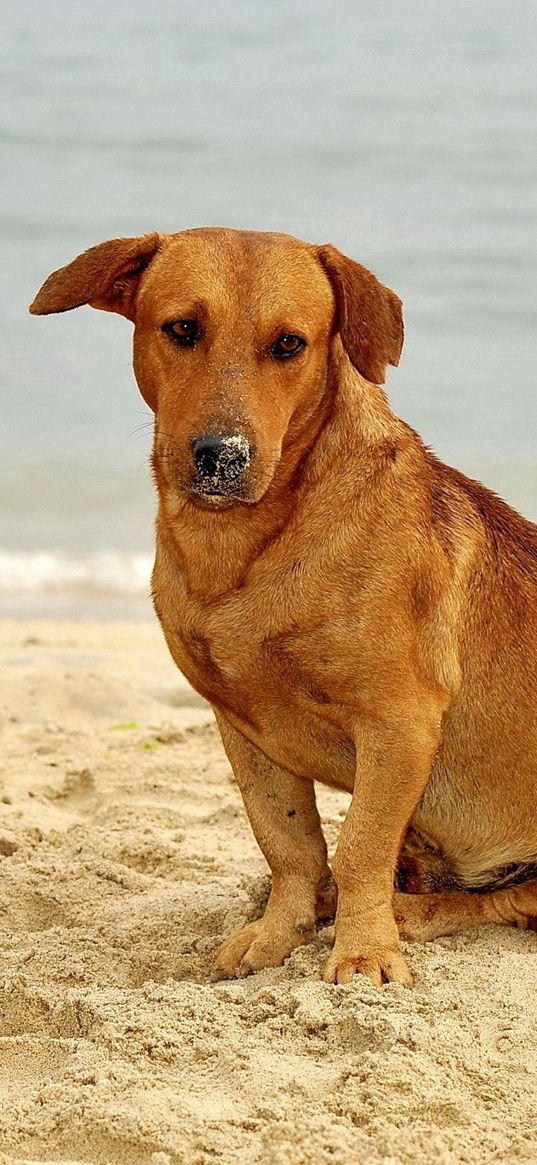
322, 939, 413, 988
212, 917, 313, 980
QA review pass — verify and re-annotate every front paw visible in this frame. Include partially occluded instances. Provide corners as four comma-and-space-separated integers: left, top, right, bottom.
322, 935, 413, 988
212, 916, 314, 980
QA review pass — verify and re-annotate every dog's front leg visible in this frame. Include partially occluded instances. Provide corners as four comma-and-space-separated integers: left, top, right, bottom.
324, 706, 442, 987
212, 712, 335, 979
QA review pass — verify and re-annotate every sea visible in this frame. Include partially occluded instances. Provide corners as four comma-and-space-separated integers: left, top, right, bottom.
2, 0, 536, 616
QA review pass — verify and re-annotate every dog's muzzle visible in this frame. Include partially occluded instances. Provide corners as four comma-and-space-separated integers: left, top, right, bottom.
192, 432, 251, 496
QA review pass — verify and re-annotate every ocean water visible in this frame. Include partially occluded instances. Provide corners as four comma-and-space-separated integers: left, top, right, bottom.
2, 0, 537, 615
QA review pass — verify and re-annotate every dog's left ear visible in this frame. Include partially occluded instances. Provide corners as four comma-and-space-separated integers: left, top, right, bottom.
318, 245, 404, 384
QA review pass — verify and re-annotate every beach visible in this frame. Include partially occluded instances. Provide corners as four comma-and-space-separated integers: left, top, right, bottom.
3, 0, 537, 1160
1, 617, 535, 1165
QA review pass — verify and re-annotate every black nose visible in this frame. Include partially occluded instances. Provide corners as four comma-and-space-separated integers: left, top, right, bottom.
193, 433, 250, 482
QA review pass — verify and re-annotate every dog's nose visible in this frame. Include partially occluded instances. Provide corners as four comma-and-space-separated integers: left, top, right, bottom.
193, 433, 251, 483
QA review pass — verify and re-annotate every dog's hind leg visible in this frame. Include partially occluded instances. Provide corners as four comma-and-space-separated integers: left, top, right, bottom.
394, 878, 537, 943
396, 828, 456, 893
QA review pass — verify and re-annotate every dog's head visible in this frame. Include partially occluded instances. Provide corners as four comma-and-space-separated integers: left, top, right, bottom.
30, 228, 403, 509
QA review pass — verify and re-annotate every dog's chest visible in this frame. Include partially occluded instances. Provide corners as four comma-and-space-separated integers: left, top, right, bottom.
156, 572, 359, 781
164, 591, 339, 706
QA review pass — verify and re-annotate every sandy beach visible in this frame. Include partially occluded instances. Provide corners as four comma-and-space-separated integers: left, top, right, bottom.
0, 617, 536, 1165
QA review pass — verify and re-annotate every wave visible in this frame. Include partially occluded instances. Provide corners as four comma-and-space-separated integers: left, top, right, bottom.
0, 551, 153, 597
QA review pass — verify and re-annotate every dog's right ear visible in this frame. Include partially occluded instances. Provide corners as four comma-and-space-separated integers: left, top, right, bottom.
29, 233, 162, 321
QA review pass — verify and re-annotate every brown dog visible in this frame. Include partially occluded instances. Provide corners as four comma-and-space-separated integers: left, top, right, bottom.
30, 228, 537, 986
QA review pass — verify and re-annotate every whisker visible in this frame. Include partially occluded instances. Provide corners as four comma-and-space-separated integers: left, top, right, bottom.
129, 421, 155, 439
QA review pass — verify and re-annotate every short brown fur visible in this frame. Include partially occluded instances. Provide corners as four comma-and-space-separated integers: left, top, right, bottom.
30, 228, 537, 986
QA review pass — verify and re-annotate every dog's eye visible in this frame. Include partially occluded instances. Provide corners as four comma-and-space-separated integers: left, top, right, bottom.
270, 334, 306, 360
163, 319, 201, 347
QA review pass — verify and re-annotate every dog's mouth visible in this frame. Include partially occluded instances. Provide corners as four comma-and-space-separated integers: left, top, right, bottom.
189, 485, 242, 509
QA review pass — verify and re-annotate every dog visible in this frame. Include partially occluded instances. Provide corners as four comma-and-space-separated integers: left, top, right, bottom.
30, 228, 537, 986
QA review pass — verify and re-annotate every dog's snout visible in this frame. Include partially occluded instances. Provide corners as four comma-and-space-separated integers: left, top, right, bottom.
192, 433, 251, 484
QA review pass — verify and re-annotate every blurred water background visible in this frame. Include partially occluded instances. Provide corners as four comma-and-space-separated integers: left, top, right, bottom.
2, 0, 536, 616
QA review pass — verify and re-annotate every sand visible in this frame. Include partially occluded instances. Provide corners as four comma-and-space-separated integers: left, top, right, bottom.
0, 618, 536, 1165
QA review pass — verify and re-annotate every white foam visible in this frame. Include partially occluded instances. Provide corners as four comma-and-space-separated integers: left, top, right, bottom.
0, 551, 153, 597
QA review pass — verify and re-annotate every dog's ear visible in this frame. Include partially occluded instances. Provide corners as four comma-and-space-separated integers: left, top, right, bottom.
318, 244, 403, 384
29, 233, 162, 320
